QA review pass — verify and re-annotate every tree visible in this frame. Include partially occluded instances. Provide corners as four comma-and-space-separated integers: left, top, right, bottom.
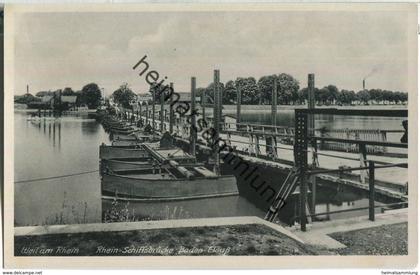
297, 87, 320, 105
382, 90, 394, 104
205, 82, 225, 104
337, 90, 357, 105
81, 83, 102, 109
235, 77, 259, 104
257, 75, 277, 105
14, 93, 41, 104
318, 87, 330, 105
325, 85, 339, 104
277, 73, 300, 105
298, 88, 308, 104
62, 87, 75, 96
112, 83, 136, 109
223, 80, 236, 104
75, 90, 83, 106
357, 90, 370, 105
367, 89, 383, 104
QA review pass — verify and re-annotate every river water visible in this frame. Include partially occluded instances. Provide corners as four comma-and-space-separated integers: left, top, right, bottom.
14, 108, 406, 227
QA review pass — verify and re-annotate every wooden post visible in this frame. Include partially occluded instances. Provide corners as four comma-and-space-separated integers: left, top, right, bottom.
308, 74, 317, 215
359, 143, 368, 183
190, 77, 197, 156
160, 91, 164, 133
152, 90, 156, 131
255, 135, 260, 156
139, 103, 142, 122
308, 74, 316, 160
219, 76, 223, 127
295, 110, 308, 231
248, 132, 253, 156
213, 70, 221, 175
300, 174, 308, 231
326, 203, 331, 220
201, 92, 206, 123
236, 85, 241, 127
169, 82, 174, 134
271, 79, 277, 127
145, 103, 149, 125
270, 79, 278, 158
369, 161, 375, 221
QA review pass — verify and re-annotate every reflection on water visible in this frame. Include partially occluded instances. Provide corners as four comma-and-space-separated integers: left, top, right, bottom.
15, 109, 403, 227
14, 112, 108, 226
14, 111, 263, 226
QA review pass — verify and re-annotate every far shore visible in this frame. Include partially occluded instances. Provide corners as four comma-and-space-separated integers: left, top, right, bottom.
14, 103, 407, 115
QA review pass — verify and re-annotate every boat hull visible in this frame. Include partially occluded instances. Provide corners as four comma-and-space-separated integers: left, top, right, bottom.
102, 159, 151, 171
111, 133, 138, 141
108, 128, 136, 135
101, 174, 239, 200
111, 140, 143, 147
99, 145, 149, 160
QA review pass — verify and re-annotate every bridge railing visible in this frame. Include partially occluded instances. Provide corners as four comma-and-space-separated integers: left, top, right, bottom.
219, 121, 405, 155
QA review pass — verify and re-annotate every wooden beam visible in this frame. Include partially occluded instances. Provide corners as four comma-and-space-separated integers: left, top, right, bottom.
169, 82, 174, 134
190, 77, 197, 156
213, 70, 221, 175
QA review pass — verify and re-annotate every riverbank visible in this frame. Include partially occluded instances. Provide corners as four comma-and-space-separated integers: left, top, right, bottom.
15, 223, 316, 256
330, 222, 407, 255
15, 211, 408, 256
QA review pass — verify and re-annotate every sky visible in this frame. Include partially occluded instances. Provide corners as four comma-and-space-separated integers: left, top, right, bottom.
14, 10, 410, 96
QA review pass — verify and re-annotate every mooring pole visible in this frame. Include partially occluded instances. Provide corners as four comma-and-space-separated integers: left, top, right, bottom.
219, 77, 223, 127
369, 161, 375, 221
359, 144, 368, 184
213, 70, 221, 175
169, 82, 174, 134
271, 79, 278, 159
271, 79, 277, 126
295, 109, 308, 231
190, 77, 197, 156
160, 90, 164, 133
139, 103, 142, 122
308, 74, 317, 215
236, 84, 241, 127
152, 89, 156, 132
201, 92, 206, 123
146, 102, 149, 125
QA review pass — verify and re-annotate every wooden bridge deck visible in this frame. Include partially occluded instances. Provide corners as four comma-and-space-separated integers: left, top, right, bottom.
114, 110, 408, 200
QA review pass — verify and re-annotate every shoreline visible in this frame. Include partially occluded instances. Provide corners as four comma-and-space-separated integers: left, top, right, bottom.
14, 211, 408, 256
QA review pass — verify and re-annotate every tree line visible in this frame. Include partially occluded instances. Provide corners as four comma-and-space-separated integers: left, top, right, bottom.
110, 73, 408, 108
195, 74, 407, 106
14, 83, 103, 109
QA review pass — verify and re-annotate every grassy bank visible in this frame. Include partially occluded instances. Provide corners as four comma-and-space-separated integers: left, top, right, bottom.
328, 222, 408, 255
15, 224, 318, 256
15, 222, 408, 256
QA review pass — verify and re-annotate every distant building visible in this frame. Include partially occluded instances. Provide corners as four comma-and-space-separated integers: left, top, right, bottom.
35, 93, 79, 110
176, 92, 201, 103
136, 93, 153, 103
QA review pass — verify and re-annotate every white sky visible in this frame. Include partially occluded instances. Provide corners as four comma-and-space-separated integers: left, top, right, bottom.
14, 10, 410, 96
